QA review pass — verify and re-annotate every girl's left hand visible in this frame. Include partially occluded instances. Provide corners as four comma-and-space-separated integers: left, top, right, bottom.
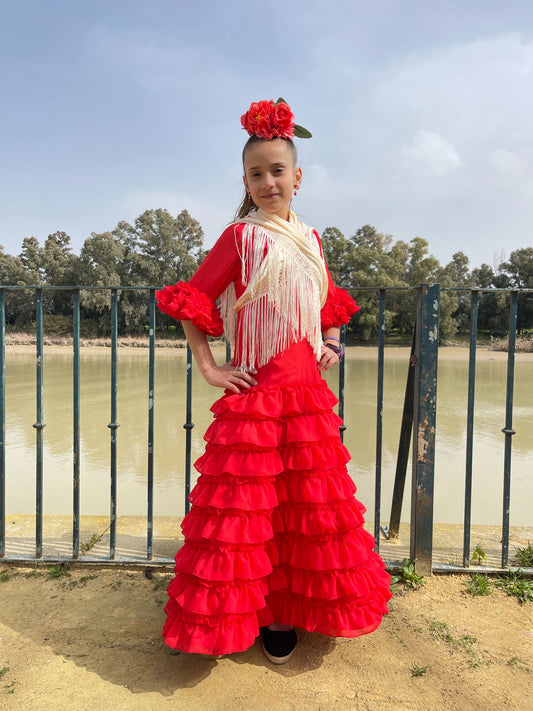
320, 344, 340, 371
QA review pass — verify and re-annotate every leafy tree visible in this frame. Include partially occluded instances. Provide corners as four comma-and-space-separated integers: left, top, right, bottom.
473, 263, 510, 336
0, 246, 34, 328
123, 208, 206, 286
500, 247, 533, 332
471, 263, 494, 288
41, 232, 77, 286
40, 232, 78, 316
76, 231, 126, 334
501, 247, 533, 289
403, 238, 440, 285
75, 209, 207, 335
344, 226, 406, 341
19, 236, 44, 284
114, 208, 206, 333
391, 237, 441, 337
437, 252, 472, 335
321, 227, 353, 285
16, 232, 79, 328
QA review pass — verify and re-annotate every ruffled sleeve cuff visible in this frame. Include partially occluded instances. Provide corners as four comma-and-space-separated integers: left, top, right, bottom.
320, 287, 360, 330
156, 281, 224, 337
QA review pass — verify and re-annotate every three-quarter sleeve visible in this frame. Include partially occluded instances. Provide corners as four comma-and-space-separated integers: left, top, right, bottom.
156, 224, 242, 336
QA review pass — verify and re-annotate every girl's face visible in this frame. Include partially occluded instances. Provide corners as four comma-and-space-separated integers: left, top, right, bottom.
243, 139, 302, 220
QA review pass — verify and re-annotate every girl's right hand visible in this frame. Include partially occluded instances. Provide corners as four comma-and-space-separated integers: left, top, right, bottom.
203, 363, 258, 394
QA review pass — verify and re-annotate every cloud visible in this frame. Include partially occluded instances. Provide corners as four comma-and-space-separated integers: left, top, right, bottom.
315, 32, 533, 264
84, 25, 234, 95
402, 130, 461, 175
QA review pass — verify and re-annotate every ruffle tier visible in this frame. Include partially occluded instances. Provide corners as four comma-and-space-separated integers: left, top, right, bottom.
155, 281, 224, 336
163, 360, 391, 655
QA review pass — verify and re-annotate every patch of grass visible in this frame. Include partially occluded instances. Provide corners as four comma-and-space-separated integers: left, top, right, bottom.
390, 559, 426, 590
458, 634, 478, 649
0, 667, 9, 680
47, 563, 70, 579
514, 542, 533, 568
392, 631, 408, 649
507, 657, 532, 673
411, 663, 430, 677
5, 680, 15, 694
426, 617, 484, 667
61, 574, 98, 590
429, 619, 478, 650
152, 574, 172, 592
495, 569, 533, 604
470, 544, 486, 566
466, 573, 493, 596
0, 571, 10, 583
23, 568, 43, 578
428, 619, 455, 647
80, 574, 97, 585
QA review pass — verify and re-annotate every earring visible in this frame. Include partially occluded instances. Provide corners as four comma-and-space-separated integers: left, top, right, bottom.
293, 184, 300, 196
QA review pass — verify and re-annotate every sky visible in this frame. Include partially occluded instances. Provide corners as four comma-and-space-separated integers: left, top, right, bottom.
1, 0, 532, 270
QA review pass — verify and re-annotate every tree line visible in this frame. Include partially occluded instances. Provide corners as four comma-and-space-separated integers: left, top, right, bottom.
1, 208, 532, 342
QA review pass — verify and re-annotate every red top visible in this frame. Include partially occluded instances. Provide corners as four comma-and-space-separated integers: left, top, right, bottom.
156, 223, 359, 336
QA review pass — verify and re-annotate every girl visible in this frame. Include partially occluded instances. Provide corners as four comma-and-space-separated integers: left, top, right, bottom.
156, 99, 391, 664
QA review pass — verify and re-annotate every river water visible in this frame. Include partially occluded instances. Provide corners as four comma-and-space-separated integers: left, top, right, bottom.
4, 346, 532, 525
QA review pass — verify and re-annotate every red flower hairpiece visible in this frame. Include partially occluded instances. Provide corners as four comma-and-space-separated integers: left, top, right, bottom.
241, 98, 312, 140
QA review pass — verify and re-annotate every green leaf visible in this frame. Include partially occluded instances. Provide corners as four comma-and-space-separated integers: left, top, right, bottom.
275, 97, 287, 105
294, 124, 313, 139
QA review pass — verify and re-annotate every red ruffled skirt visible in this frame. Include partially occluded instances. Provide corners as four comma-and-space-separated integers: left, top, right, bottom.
163, 341, 391, 655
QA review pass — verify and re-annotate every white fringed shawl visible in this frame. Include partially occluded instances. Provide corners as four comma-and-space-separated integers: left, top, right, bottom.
220, 209, 328, 371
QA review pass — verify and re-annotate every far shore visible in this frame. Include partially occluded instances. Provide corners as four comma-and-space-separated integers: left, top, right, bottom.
4, 334, 533, 360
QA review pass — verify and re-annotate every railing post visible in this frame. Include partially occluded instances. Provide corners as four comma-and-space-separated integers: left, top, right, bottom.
183, 344, 194, 515
463, 290, 479, 567
147, 290, 156, 560
108, 289, 119, 559
410, 283, 440, 576
387, 327, 416, 539
501, 290, 518, 568
338, 325, 346, 442
34, 288, 46, 558
72, 289, 81, 559
374, 290, 385, 549
0, 289, 5, 559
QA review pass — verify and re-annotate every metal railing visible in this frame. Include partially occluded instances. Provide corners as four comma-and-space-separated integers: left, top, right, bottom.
0, 284, 531, 575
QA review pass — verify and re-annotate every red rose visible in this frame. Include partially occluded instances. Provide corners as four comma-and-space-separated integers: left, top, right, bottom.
241, 100, 275, 138
270, 102, 295, 139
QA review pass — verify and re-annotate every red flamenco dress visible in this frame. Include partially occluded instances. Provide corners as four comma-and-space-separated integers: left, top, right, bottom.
156, 224, 392, 655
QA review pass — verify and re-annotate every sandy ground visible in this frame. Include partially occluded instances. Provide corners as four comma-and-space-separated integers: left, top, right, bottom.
2, 341, 532, 709
0, 565, 532, 711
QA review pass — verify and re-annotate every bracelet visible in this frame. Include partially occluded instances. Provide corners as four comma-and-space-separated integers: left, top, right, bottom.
324, 343, 344, 359
324, 336, 340, 344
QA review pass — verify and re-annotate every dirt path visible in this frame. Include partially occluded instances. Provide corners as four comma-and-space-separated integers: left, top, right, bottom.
0, 565, 532, 710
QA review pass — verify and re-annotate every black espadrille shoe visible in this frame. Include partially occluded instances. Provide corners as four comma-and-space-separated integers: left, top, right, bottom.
261, 627, 297, 664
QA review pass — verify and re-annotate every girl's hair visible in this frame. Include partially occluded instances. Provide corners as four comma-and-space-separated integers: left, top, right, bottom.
234, 135, 298, 220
